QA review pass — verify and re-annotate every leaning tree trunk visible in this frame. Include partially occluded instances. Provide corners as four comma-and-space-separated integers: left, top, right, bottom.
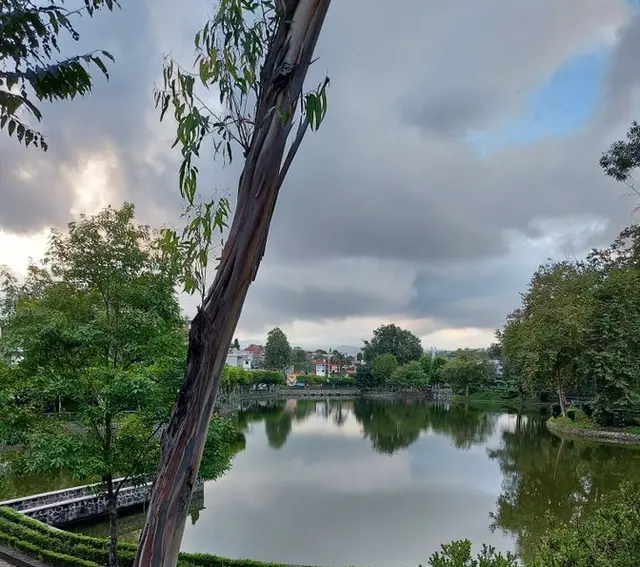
134, 2, 331, 566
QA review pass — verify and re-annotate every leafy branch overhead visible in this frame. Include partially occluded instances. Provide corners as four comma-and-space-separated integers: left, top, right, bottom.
0, 0, 118, 150
154, 0, 330, 295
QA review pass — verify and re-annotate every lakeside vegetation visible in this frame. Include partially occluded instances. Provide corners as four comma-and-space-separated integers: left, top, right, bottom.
3, 0, 640, 565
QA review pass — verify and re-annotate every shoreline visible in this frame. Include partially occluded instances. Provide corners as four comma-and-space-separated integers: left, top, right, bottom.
546, 418, 640, 445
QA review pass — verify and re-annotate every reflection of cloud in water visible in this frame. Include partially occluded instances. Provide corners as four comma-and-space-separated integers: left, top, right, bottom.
180, 406, 516, 567
291, 411, 363, 438
407, 435, 503, 496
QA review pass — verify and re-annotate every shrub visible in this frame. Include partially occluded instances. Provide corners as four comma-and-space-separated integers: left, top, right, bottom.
582, 403, 593, 418
531, 481, 640, 567
551, 404, 562, 418
427, 540, 518, 567
567, 409, 576, 421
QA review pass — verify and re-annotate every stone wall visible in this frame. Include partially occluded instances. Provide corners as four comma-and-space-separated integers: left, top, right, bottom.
0, 478, 204, 527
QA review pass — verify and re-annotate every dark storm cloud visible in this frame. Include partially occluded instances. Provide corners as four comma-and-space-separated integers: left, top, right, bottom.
2, 0, 640, 341
401, 90, 498, 137
0, 2, 159, 232
253, 284, 397, 322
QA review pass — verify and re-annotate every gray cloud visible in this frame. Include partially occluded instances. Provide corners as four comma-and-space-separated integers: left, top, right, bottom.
2, 0, 640, 345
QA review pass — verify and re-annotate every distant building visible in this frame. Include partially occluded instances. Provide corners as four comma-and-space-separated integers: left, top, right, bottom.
226, 348, 255, 370
244, 344, 265, 368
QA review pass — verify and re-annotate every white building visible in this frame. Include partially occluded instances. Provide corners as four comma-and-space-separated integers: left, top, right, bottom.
226, 348, 255, 370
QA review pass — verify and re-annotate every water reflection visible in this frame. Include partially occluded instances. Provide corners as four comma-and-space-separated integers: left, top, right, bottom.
487, 413, 640, 563
9, 399, 640, 567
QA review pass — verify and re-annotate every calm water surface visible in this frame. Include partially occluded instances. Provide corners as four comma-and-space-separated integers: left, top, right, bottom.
48, 400, 640, 566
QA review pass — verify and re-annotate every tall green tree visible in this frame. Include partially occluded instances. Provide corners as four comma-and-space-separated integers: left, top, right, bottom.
581, 229, 640, 426
0, 204, 185, 567
499, 261, 595, 415
363, 323, 423, 365
0, 1, 118, 149
264, 327, 292, 372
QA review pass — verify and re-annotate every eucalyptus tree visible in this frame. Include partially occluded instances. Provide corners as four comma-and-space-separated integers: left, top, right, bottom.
137, 2, 332, 565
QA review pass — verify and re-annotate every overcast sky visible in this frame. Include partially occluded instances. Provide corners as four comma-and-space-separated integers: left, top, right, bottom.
2, 0, 640, 350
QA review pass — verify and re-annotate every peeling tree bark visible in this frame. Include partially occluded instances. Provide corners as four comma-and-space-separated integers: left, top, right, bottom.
134, 2, 332, 566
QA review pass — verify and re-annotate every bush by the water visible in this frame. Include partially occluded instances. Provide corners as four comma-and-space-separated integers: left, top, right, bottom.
567, 409, 576, 421
0, 480, 639, 567
551, 404, 562, 418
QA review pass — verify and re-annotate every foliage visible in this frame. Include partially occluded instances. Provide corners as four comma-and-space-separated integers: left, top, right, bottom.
264, 327, 291, 372
160, 196, 230, 301
0, 0, 118, 150
583, 243, 640, 426
371, 353, 399, 388
0, 204, 185, 567
218, 367, 284, 396
499, 261, 597, 413
428, 540, 518, 567
198, 417, 245, 482
388, 360, 427, 390
419, 355, 448, 385
363, 324, 423, 365
440, 358, 493, 397
530, 481, 640, 567
291, 347, 313, 373
499, 222, 640, 426
600, 120, 640, 184
354, 364, 374, 390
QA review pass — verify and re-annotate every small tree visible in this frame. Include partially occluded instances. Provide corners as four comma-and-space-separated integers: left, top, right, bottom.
0, 205, 185, 567
371, 353, 399, 388
233, 338, 241, 350
389, 361, 427, 391
0, 1, 118, 149
264, 327, 292, 373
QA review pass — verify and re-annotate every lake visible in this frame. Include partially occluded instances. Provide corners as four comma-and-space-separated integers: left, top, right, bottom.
55, 399, 640, 565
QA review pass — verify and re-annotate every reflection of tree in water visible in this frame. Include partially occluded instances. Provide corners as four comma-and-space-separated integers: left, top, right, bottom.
488, 414, 640, 563
352, 399, 496, 455
265, 412, 292, 449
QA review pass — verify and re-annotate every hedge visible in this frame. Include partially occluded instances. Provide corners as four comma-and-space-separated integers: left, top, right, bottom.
0, 506, 304, 567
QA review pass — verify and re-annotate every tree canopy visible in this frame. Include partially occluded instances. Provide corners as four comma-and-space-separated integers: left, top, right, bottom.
499, 227, 640, 425
0, 1, 118, 149
363, 324, 423, 365
371, 353, 399, 388
0, 204, 186, 567
264, 327, 292, 371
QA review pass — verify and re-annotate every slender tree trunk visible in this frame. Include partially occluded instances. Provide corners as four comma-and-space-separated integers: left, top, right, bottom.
105, 475, 118, 567
134, 3, 331, 567
557, 376, 566, 416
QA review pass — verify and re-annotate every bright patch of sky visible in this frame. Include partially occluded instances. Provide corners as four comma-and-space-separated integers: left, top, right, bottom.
467, 46, 610, 157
